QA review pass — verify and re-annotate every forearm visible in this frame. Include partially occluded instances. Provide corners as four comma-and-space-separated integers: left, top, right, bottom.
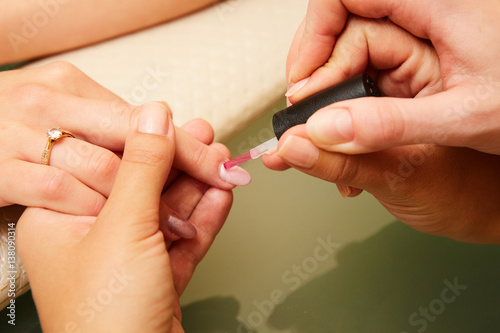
0, 0, 217, 65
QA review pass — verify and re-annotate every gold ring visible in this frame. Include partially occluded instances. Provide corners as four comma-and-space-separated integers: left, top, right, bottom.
41, 128, 75, 165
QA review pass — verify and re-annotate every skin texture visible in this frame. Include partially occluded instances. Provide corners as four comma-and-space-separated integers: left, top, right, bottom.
1, 0, 218, 65
17, 104, 233, 333
263, 17, 500, 244
286, 0, 500, 156
0, 62, 246, 214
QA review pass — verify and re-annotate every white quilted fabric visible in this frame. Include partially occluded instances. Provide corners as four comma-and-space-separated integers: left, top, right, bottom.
1, 0, 308, 308
25, 0, 308, 141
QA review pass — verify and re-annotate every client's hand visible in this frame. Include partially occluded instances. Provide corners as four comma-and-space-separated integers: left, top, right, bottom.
0, 61, 248, 220
17, 103, 232, 332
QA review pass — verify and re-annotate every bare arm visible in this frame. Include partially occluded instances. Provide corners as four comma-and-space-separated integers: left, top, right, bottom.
1, 0, 217, 65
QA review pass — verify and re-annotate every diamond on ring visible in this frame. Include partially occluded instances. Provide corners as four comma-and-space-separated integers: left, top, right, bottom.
41, 128, 75, 165
47, 128, 63, 140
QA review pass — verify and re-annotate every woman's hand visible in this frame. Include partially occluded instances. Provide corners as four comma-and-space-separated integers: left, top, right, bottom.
264, 17, 500, 244
1, 0, 218, 65
265, 127, 500, 244
17, 104, 233, 332
287, 0, 500, 155
0, 61, 248, 219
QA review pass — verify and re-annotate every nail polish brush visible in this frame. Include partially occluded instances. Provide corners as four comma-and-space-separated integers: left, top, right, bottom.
224, 74, 381, 170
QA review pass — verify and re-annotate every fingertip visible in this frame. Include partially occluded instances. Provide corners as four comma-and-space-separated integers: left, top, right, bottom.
285, 77, 310, 97
138, 102, 172, 136
181, 119, 215, 144
306, 106, 354, 150
277, 135, 320, 169
211, 142, 231, 159
349, 187, 364, 197
154, 100, 172, 112
336, 184, 364, 198
219, 164, 252, 186
166, 212, 198, 239
261, 153, 291, 171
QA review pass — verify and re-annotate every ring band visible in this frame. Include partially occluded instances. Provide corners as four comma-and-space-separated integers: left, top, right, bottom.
41, 128, 75, 165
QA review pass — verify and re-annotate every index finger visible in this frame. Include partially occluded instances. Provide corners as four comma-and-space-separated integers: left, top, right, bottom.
291, 0, 436, 83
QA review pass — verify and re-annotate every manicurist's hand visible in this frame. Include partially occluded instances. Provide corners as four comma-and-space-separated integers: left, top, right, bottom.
264, 17, 500, 244
0, 62, 248, 228
17, 103, 233, 332
287, 0, 500, 155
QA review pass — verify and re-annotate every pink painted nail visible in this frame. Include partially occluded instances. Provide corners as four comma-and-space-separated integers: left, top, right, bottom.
166, 212, 197, 239
219, 164, 252, 186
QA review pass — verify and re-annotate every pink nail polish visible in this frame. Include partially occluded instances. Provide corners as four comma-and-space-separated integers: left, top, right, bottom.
219, 164, 252, 186
166, 213, 197, 239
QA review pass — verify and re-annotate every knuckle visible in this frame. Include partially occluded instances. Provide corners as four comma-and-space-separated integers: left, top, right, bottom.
369, 99, 406, 147
41, 168, 69, 199
10, 82, 54, 109
335, 155, 359, 184
87, 193, 105, 216
87, 149, 120, 183
319, 153, 357, 184
177, 248, 201, 267
123, 147, 166, 168
189, 144, 211, 170
8, 83, 58, 118
41, 61, 81, 81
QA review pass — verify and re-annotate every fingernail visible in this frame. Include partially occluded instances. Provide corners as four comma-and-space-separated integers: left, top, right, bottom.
307, 108, 354, 145
336, 184, 352, 198
277, 135, 319, 169
167, 212, 197, 239
219, 164, 252, 186
265, 147, 278, 156
138, 102, 169, 135
285, 77, 310, 97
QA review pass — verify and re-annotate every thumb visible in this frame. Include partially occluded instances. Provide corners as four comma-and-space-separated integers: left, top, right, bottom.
306, 87, 485, 154
97, 102, 175, 234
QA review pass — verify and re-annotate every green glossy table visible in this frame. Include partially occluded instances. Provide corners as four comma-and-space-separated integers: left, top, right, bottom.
180, 100, 500, 333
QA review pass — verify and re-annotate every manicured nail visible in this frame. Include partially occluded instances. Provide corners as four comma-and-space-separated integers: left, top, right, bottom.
219, 164, 252, 186
336, 184, 352, 198
166, 212, 197, 239
285, 77, 310, 97
277, 135, 319, 169
138, 102, 169, 135
307, 107, 354, 145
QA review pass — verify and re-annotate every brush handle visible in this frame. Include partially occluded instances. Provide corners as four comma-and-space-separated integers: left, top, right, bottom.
272, 74, 381, 139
